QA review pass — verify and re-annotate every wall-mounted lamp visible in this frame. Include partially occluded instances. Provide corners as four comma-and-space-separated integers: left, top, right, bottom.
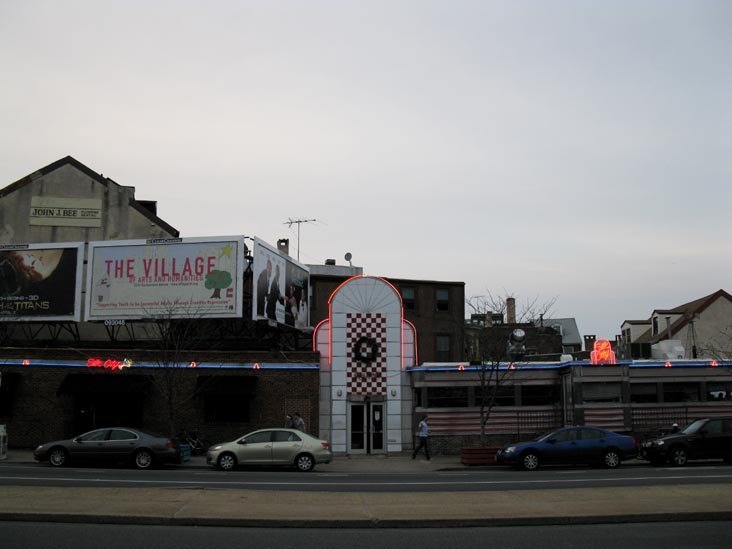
336, 389, 343, 397
390, 389, 397, 397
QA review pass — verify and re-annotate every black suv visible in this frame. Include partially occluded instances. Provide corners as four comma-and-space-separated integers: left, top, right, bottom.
640, 417, 732, 466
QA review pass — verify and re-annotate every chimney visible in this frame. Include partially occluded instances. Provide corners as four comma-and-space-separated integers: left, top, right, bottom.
584, 335, 596, 352
506, 297, 516, 324
325, 259, 336, 265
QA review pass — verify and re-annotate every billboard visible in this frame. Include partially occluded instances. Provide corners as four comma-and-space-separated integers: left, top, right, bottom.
252, 238, 310, 329
0, 242, 84, 321
85, 236, 244, 320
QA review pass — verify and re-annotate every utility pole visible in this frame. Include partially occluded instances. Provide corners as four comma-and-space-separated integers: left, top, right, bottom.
284, 218, 317, 261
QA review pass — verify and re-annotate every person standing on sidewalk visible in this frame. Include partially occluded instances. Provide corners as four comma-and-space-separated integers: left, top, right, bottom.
412, 415, 430, 460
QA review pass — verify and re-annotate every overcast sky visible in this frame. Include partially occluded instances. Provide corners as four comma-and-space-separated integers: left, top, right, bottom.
2, 0, 730, 340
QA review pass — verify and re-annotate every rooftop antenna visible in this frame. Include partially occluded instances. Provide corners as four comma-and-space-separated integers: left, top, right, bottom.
344, 252, 352, 266
284, 218, 317, 261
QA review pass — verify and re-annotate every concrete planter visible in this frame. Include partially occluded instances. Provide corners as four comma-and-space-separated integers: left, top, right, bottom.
460, 446, 500, 466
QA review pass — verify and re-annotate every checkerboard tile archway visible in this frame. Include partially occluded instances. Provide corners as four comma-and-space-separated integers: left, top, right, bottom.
346, 312, 387, 395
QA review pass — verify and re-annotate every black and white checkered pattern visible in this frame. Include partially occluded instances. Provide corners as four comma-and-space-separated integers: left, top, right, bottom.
346, 313, 387, 395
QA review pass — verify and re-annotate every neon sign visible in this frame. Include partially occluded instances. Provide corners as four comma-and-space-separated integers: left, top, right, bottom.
86, 357, 133, 370
590, 339, 616, 365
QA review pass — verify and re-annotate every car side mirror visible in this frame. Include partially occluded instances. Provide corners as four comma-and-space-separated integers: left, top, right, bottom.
699, 429, 707, 436
237, 439, 247, 445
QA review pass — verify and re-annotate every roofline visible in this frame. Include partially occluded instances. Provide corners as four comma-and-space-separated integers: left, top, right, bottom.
0, 156, 179, 237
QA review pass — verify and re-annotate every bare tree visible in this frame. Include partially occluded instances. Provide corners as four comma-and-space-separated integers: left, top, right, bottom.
136, 305, 220, 436
466, 291, 557, 324
707, 325, 732, 361
466, 292, 557, 446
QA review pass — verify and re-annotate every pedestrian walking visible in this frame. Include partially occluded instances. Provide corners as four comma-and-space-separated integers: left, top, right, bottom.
292, 412, 305, 432
412, 415, 430, 460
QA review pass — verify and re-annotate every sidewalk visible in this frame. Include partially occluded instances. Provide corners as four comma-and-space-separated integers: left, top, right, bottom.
2, 450, 732, 527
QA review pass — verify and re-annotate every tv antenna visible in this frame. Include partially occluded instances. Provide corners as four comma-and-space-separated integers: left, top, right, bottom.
284, 218, 317, 261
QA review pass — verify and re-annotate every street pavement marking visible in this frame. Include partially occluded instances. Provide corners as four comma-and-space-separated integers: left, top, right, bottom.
2, 473, 732, 487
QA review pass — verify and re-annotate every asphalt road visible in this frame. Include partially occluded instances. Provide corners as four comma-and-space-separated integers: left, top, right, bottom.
2, 461, 732, 492
3, 521, 732, 549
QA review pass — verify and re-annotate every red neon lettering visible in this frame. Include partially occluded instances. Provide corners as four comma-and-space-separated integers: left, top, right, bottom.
590, 339, 616, 365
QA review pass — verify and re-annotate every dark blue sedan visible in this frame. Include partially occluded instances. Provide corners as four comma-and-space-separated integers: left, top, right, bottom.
496, 426, 638, 470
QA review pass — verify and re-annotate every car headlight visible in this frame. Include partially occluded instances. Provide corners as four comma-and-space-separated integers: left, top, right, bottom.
657, 440, 664, 446
209, 445, 222, 451
503, 446, 516, 454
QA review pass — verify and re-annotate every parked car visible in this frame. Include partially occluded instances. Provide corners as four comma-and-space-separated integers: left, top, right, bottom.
207, 428, 332, 472
34, 427, 189, 469
496, 426, 638, 470
640, 417, 732, 466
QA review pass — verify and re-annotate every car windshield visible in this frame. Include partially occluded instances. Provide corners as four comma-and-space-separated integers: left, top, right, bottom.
680, 419, 706, 434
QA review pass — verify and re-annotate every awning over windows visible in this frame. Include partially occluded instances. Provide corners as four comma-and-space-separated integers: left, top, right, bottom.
57, 374, 151, 396
195, 375, 257, 396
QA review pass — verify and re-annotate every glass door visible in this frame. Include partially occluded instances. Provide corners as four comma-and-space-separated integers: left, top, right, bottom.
349, 402, 366, 454
349, 401, 386, 454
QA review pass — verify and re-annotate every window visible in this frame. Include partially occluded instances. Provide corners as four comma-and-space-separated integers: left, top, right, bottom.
706, 383, 731, 401
109, 429, 137, 441
631, 384, 658, 403
273, 431, 301, 442
401, 286, 415, 310
436, 288, 449, 312
78, 429, 108, 442
204, 395, 251, 422
479, 386, 515, 406
245, 431, 272, 444
552, 429, 578, 442
579, 428, 604, 440
582, 383, 622, 403
427, 387, 469, 407
652, 317, 659, 336
703, 419, 723, 435
521, 385, 560, 406
663, 383, 700, 403
435, 335, 451, 361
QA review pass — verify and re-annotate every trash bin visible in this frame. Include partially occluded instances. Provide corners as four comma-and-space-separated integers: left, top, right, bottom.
0, 425, 7, 460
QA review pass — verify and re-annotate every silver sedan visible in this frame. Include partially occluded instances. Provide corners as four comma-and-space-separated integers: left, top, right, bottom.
207, 428, 332, 472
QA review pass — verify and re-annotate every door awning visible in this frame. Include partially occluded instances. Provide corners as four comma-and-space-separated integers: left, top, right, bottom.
57, 374, 151, 396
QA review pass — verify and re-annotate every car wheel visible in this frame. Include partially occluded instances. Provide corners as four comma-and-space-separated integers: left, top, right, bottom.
217, 452, 237, 471
669, 446, 688, 467
603, 449, 621, 469
134, 449, 155, 470
48, 447, 68, 467
295, 453, 315, 472
521, 451, 540, 471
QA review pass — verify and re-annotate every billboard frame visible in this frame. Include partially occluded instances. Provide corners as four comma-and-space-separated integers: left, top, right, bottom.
252, 237, 310, 329
0, 242, 85, 322
84, 236, 245, 321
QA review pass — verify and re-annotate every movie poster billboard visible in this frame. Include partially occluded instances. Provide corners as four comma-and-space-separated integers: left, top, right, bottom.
85, 236, 244, 320
252, 238, 310, 329
0, 242, 84, 321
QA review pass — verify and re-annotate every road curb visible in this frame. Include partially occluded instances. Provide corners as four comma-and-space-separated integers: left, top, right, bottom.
2, 511, 732, 528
